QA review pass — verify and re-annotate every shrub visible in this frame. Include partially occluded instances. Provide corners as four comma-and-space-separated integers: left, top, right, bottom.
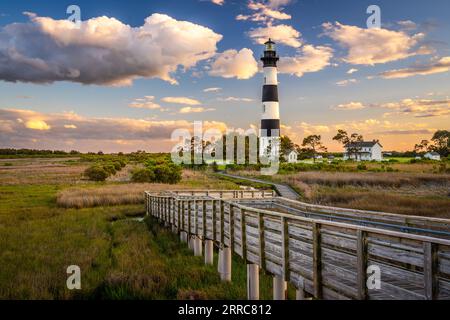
84, 165, 109, 181
112, 161, 122, 171
357, 163, 367, 171
153, 164, 182, 184
131, 168, 155, 183
103, 163, 117, 175
3, 162, 13, 166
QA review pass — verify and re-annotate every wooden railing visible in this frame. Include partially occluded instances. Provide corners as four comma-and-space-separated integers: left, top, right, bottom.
145, 191, 450, 300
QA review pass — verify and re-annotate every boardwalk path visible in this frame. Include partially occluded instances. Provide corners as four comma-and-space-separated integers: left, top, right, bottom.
217, 172, 299, 200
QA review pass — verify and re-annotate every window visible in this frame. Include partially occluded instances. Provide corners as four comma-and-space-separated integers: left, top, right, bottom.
263, 104, 266, 113
264, 77, 266, 84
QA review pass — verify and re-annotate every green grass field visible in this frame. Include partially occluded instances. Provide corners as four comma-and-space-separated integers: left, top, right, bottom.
0, 158, 283, 299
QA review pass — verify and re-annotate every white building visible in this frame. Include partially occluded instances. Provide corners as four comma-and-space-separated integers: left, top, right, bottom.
284, 150, 298, 163
424, 152, 441, 161
343, 141, 383, 161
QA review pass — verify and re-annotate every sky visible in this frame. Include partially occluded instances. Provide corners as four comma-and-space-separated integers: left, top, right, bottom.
0, 0, 449, 152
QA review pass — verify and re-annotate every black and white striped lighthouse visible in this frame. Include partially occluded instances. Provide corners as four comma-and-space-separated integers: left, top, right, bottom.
260, 39, 280, 158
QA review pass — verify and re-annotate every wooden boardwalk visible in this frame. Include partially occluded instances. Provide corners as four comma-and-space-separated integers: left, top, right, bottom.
145, 190, 450, 300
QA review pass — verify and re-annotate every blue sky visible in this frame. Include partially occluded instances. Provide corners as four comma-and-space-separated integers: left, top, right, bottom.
0, 0, 449, 152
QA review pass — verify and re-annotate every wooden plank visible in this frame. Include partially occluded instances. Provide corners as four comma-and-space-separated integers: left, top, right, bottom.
357, 230, 368, 300
312, 222, 323, 299
423, 242, 438, 300
202, 200, 207, 239
259, 212, 266, 270
230, 204, 235, 251
212, 200, 217, 241
281, 217, 290, 281
220, 200, 225, 244
241, 209, 247, 261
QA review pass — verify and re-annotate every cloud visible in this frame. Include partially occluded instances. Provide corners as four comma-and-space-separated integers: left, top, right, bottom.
179, 107, 215, 114
347, 68, 358, 74
218, 97, 254, 102
209, 48, 258, 79
322, 22, 426, 65
0, 108, 228, 152
379, 98, 450, 118
236, 1, 291, 23
333, 102, 365, 110
248, 24, 301, 48
162, 97, 201, 106
278, 45, 333, 77
335, 78, 357, 86
0, 13, 222, 86
25, 119, 51, 130
334, 97, 450, 118
397, 20, 418, 31
375, 129, 434, 135
210, 0, 224, 5
298, 122, 330, 135
203, 87, 222, 92
64, 124, 77, 129
129, 96, 161, 110
379, 56, 450, 79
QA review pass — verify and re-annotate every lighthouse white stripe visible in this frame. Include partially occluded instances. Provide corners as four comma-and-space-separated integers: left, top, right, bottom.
261, 101, 280, 119
264, 67, 278, 85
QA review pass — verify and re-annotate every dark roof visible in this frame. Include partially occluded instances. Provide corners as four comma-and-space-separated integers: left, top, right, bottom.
265, 38, 275, 45
345, 141, 382, 148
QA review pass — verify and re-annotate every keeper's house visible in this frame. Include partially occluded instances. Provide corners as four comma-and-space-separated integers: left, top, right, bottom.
343, 141, 383, 161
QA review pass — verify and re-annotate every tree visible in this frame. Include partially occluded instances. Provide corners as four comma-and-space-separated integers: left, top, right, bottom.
333, 130, 363, 160
302, 135, 327, 162
430, 130, 450, 157
280, 135, 298, 162
414, 140, 429, 154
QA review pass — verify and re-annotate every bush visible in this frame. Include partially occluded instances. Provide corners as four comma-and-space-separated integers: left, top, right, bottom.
103, 163, 117, 175
357, 163, 367, 171
131, 168, 155, 183
84, 166, 109, 181
112, 161, 122, 171
153, 164, 182, 184
3, 162, 13, 166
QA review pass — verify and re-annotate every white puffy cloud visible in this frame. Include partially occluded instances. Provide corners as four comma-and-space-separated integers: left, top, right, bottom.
278, 45, 333, 77
248, 24, 301, 47
179, 107, 215, 114
322, 22, 425, 65
162, 97, 201, 106
203, 87, 222, 92
347, 68, 358, 74
0, 13, 222, 86
209, 48, 258, 79
236, 1, 291, 23
129, 96, 162, 110
218, 97, 254, 102
210, 0, 225, 5
335, 78, 357, 86
380, 56, 450, 79
333, 102, 366, 110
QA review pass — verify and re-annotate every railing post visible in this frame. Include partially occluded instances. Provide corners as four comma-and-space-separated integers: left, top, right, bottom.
357, 230, 368, 300
296, 277, 306, 300
273, 275, 286, 300
247, 264, 260, 300
312, 222, 323, 299
424, 242, 438, 300
221, 246, 232, 282
205, 240, 214, 265
212, 200, 217, 242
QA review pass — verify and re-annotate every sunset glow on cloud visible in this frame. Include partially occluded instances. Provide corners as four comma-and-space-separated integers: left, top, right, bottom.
0, 0, 449, 152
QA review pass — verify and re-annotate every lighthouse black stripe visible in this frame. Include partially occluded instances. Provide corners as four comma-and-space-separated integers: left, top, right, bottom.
262, 85, 278, 102
260, 119, 280, 137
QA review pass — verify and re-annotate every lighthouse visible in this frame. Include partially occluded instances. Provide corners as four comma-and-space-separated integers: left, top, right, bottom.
259, 39, 280, 159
